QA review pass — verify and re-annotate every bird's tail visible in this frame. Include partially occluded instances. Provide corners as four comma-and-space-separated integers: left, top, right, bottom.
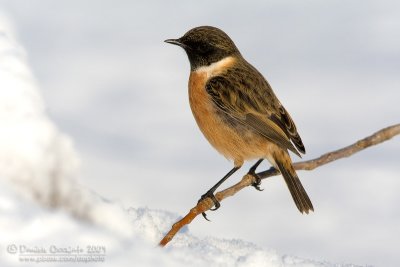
274, 152, 314, 214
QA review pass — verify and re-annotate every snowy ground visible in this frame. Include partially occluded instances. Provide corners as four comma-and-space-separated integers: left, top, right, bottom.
0, 181, 360, 267
0, 14, 364, 267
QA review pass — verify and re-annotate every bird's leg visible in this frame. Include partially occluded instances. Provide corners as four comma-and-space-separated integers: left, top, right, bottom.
199, 166, 240, 220
248, 159, 264, 191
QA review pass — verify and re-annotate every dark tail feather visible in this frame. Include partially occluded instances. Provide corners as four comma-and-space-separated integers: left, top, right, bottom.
275, 159, 314, 214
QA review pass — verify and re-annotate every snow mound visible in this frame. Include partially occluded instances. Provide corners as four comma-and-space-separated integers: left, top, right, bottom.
0, 13, 132, 237
0, 179, 357, 267
0, 14, 361, 267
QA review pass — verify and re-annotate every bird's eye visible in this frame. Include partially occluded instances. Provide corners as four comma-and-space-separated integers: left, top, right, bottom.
196, 42, 212, 54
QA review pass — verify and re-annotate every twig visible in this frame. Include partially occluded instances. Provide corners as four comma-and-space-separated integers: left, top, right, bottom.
159, 123, 400, 247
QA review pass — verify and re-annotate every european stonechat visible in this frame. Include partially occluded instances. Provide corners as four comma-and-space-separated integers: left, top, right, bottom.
165, 26, 313, 218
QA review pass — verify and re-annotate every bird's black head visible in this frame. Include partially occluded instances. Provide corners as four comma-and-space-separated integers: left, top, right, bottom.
165, 26, 240, 71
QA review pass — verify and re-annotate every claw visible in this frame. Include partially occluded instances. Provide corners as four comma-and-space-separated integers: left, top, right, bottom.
198, 190, 221, 220
249, 170, 264, 191
247, 159, 264, 191
252, 179, 264, 191
209, 195, 220, 210
196, 166, 241, 221
201, 212, 211, 221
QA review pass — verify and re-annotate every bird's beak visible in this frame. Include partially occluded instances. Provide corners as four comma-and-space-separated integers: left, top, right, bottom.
164, 38, 185, 48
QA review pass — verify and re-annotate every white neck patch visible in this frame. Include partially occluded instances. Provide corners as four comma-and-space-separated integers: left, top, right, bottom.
194, 56, 236, 78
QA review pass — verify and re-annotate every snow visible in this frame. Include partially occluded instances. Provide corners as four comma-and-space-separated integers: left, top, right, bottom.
0, 14, 361, 267
0, 182, 359, 267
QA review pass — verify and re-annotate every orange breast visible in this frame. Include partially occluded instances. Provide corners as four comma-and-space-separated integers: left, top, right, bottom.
188, 70, 273, 167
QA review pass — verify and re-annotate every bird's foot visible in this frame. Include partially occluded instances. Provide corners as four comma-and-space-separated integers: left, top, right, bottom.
249, 171, 264, 191
198, 190, 220, 221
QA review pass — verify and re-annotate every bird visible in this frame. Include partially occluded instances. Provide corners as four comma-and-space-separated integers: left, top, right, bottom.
165, 26, 313, 219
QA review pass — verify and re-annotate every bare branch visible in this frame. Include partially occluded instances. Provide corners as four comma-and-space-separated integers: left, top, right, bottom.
159, 124, 400, 247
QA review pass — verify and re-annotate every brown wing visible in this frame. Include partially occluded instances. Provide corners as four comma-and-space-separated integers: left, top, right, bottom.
205, 65, 305, 157
270, 105, 305, 154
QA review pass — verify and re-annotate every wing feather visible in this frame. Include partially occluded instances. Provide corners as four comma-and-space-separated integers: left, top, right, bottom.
205, 67, 305, 157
